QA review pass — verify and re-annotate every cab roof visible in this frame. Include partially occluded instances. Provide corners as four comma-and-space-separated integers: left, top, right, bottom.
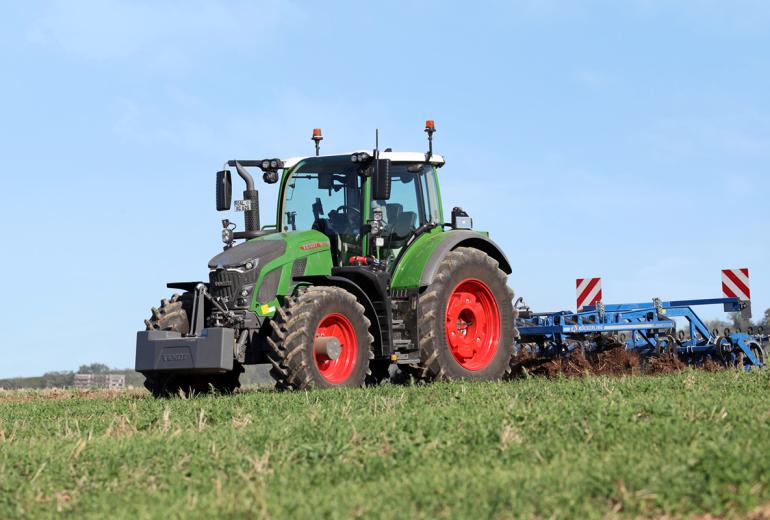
282, 151, 445, 170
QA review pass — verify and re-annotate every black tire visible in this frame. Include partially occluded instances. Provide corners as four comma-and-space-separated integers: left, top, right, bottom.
415, 247, 516, 381
142, 294, 242, 398
366, 359, 393, 386
714, 336, 734, 366
267, 286, 374, 390
144, 293, 192, 333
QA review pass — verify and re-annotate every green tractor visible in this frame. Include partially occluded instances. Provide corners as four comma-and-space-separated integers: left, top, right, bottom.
136, 122, 517, 396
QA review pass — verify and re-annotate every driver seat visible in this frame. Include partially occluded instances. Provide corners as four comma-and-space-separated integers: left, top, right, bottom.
388, 211, 417, 249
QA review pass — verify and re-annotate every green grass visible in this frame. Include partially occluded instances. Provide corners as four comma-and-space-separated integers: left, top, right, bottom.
1, 370, 770, 519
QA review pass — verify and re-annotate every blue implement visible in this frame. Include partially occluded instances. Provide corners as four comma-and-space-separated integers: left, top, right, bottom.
515, 297, 765, 369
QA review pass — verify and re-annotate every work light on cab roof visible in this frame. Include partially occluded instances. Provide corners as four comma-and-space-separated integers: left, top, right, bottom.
312, 127, 323, 156
425, 119, 436, 158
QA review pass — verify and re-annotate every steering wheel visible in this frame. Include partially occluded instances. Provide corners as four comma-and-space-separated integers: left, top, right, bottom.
335, 205, 361, 219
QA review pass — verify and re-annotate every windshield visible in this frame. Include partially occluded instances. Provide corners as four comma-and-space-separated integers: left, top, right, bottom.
281, 156, 364, 263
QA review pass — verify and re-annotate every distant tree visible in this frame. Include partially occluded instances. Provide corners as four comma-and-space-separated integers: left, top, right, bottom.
707, 318, 730, 335
77, 363, 110, 374
708, 308, 769, 334
0, 376, 44, 390
41, 371, 74, 388
730, 312, 754, 331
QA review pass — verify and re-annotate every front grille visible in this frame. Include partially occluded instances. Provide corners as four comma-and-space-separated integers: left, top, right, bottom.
209, 269, 240, 303
209, 268, 258, 306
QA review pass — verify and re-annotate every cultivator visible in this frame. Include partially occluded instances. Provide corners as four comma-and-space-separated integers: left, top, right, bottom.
516, 294, 766, 371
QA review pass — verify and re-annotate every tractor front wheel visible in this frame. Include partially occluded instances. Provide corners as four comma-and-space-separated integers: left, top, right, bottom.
416, 247, 516, 381
142, 294, 243, 398
267, 286, 374, 390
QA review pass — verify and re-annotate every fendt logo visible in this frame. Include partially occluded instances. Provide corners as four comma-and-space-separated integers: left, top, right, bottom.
300, 241, 330, 251
161, 353, 190, 362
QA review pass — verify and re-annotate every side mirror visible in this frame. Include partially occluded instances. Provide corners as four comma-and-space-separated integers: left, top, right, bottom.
372, 159, 391, 200
216, 170, 232, 211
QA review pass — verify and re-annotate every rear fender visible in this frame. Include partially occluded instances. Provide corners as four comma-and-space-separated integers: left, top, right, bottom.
391, 230, 511, 290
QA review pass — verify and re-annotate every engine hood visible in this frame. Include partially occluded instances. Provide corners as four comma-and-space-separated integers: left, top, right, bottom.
208, 239, 286, 269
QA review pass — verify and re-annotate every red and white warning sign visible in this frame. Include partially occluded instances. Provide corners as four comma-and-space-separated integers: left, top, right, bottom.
721, 268, 750, 301
576, 277, 602, 310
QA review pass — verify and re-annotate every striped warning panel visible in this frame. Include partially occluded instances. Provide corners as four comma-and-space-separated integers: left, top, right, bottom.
576, 277, 602, 310
722, 268, 750, 301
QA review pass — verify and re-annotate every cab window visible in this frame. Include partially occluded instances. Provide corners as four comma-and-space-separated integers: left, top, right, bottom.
374, 163, 436, 263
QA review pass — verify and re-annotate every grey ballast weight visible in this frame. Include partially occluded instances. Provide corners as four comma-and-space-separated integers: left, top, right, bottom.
135, 328, 235, 373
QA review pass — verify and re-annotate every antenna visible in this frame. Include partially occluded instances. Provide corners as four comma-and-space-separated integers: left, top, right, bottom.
374, 128, 379, 178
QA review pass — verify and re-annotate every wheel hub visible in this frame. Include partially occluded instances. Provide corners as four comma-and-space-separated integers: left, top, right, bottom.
445, 278, 501, 371
314, 313, 358, 383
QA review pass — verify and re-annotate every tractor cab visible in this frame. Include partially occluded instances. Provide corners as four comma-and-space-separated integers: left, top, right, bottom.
278, 152, 445, 268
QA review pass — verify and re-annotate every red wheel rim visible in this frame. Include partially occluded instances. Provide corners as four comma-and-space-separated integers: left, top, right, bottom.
314, 313, 358, 384
445, 278, 501, 371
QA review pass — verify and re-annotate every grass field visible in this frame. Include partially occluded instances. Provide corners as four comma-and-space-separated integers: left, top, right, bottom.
2, 370, 770, 519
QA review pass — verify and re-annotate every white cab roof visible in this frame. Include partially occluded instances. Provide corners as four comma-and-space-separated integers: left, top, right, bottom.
283, 151, 445, 170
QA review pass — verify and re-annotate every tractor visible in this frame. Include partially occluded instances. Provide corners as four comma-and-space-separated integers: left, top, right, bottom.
136, 122, 517, 396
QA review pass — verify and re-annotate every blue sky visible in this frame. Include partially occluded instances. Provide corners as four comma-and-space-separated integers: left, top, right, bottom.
0, 1, 768, 378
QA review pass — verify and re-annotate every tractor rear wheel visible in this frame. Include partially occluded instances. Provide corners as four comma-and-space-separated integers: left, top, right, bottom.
142, 294, 243, 398
267, 286, 374, 390
416, 247, 516, 381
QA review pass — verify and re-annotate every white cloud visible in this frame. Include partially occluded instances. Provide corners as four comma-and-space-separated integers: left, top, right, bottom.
573, 68, 616, 90
639, 115, 770, 160
27, 0, 303, 63
508, 0, 770, 34
632, 0, 770, 34
110, 86, 393, 157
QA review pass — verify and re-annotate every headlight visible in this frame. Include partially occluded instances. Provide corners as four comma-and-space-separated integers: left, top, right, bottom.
221, 228, 233, 244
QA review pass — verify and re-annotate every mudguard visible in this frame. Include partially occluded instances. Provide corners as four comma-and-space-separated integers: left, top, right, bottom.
390, 229, 512, 290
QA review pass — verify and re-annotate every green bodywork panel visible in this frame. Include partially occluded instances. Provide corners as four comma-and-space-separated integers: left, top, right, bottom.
246, 230, 333, 317
389, 228, 492, 290
389, 227, 449, 290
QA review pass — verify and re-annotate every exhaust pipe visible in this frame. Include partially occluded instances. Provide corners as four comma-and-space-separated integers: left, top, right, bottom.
229, 161, 260, 233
